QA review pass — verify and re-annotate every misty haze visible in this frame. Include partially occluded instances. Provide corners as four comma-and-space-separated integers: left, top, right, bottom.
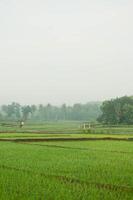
0, 0, 132, 105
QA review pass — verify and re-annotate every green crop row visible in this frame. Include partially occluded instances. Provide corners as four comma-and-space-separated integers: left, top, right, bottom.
0, 140, 133, 199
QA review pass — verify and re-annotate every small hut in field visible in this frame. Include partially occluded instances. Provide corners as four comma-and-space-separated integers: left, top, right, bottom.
80, 122, 91, 133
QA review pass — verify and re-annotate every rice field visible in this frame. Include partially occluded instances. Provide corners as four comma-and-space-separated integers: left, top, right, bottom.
0, 139, 133, 200
0, 122, 133, 199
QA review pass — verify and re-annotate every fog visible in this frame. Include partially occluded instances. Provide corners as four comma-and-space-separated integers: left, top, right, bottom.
0, 0, 132, 105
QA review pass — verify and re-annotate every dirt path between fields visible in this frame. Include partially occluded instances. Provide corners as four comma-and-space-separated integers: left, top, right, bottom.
0, 137, 133, 142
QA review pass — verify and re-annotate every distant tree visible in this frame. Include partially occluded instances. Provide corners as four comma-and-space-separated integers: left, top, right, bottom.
122, 104, 133, 124
0, 102, 101, 122
72, 104, 82, 120
98, 96, 133, 124
21, 105, 32, 121
61, 104, 67, 120
45, 104, 52, 121
1, 102, 21, 120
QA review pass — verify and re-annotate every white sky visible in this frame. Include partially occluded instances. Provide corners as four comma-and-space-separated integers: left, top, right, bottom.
0, 0, 132, 105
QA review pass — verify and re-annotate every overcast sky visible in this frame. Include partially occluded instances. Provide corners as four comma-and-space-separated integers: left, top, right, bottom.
0, 0, 132, 105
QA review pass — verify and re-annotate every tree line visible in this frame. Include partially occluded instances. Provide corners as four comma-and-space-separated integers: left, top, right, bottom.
0, 96, 132, 124
0, 102, 101, 122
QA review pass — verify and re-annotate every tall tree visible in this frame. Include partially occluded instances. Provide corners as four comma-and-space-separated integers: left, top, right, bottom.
21, 105, 32, 121
98, 96, 133, 124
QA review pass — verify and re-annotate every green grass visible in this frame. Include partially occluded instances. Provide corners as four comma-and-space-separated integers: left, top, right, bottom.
0, 140, 133, 199
0, 121, 133, 140
0, 122, 133, 199
0, 121, 133, 135
0, 121, 80, 132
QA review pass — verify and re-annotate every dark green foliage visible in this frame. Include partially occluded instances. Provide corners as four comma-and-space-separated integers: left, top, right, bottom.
21, 105, 32, 121
98, 96, 133, 125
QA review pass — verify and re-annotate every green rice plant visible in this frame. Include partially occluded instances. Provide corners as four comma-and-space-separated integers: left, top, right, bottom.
0, 140, 133, 199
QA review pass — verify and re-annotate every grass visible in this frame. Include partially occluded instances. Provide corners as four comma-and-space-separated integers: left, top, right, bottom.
0, 121, 133, 135
0, 122, 133, 199
0, 121, 133, 140
0, 140, 133, 199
